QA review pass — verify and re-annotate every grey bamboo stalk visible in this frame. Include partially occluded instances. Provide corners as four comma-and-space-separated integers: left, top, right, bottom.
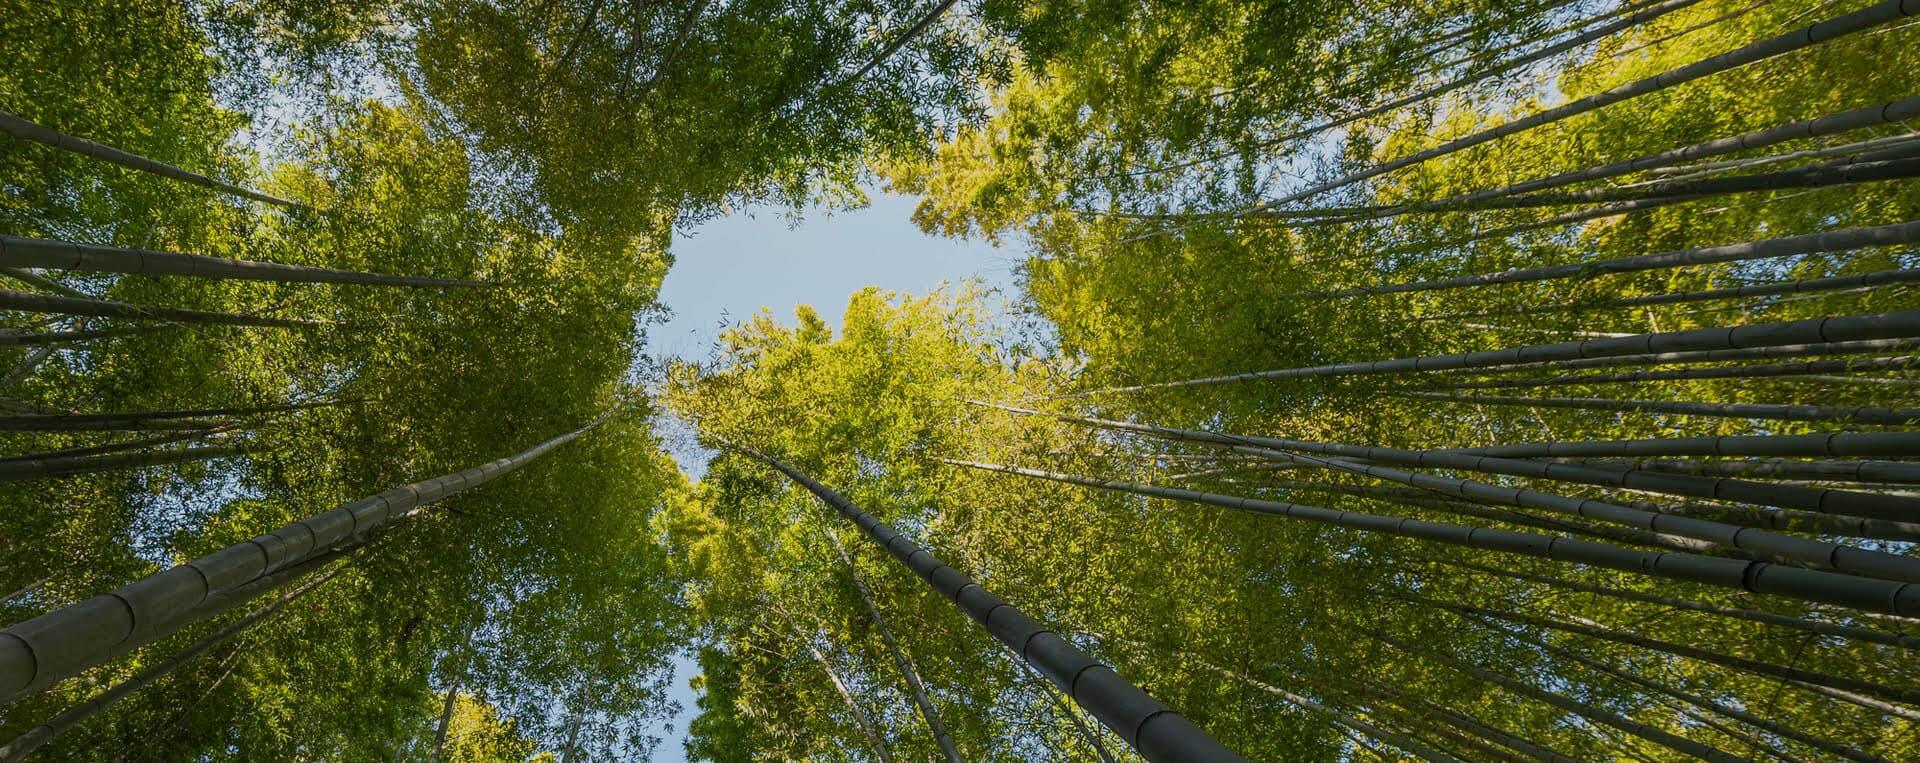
831, 0, 959, 90
1263, 0, 1920, 206
1428, 557, 1920, 649
0, 289, 322, 329
1360, 629, 1745, 762
1326, 674, 1577, 763
0, 343, 59, 394
0, 565, 343, 761
1058, 309, 1920, 397
0, 400, 347, 432
1636, 498, 1920, 544
939, 459, 1920, 618
1037, 671, 1117, 763
789, 620, 894, 763
1657, 700, 1792, 763
1543, 456, 1920, 485
1632, 132, 1920, 183
0, 236, 487, 288
1276, 0, 1704, 152
1421, 268, 1920, 322
428, 679, 459, 763
822, 527, 962, 763
0, 268, 91, 300
1195, 658, 1462, 763
1438, 430, 1920, 459
0, 412, 611, 701
1401, 389, 1920, 426
0, 111, 299, 207
1283, 152, 1920, 223
1433, 97, 1920, 206
1317, 220, 1920, 298
0, 577, 51, 606
1539, 643, 1893, 763
559, 682, 588, 763
734, 446, 1246, 763
0, 324, 177, 347
982, 403, 1920, 570
1412, 595, 1920, 706
1240, 444, 1884, 570
428, 626, 476, 763
0, 445, 246, 482
0, 426, 237, 464
1449, 356, 1917, 389
1372, 194, 1690, 256
1111, 0, 1705, 198
1537, 339, 1920, 373
1262, 480, 1754, 556
1781, 678, 1920, 722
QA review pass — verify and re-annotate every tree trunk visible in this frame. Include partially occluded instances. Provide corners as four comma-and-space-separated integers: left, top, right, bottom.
1403, 389, 1920, 427
1330, 676, 1577, 763
995, 405, 1920, 577
0, 111, 298, 207
1280, 145, 1920, 224
0, 235, 487, 289
0, 566, 342, 761
1362, 629, 1745, 762
0, 324, 177, 347
940, 458, 1920, 619
791, 624, 894, 763
0, 445, 245, 483
1320, 221, 1920, 298
1423, 96, 1920, 209
0, 289, 322, 328
1450, 355, 1916, 390
1267, 0, 1704, 153
1264, 0, 1916, 205
1419, 596, 1920, 707
1539, 455, 1920, 485
0, 343, 59, 394
1542, 644, 1892, 763
0, 400, 348, 432
1263, 480, 1746, 556
428, 678, 461, 763
832, 0, 959, 90
1192, 658, 1462, 762
1053, 308, 1920, 397
0, 412, 613, 702
1438, 430, 1920, 459
822, 528, 962, 763
0, 268, 91, 300
1423, 267, 1920, 323
1634, 132, 1920, 184
735, 445, 1247, 763
1429, 557, 1920, 649
0, 426, 235, 464
0, 576, 52, 606
559, 679, 590, 763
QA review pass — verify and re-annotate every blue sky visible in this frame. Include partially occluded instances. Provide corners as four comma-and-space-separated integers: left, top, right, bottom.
647, 189, 1020, 360
637, 188, 1019, 761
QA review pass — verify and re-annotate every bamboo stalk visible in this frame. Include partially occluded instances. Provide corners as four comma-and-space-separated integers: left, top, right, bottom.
0, 289, 322, 329
0, 236, 487, 288
735, 446, 1246, 763
1401, 389, 1920, 426
1264, 0, 1920, 205
0, 413, 611, 702
1318, 221, 1920, 298
1059, 309, 1920, 397
0, 112, 298, 207
941, 459, 1920, 618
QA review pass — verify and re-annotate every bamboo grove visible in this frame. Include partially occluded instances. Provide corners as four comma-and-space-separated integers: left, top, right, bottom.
1, 0, 1917, 760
